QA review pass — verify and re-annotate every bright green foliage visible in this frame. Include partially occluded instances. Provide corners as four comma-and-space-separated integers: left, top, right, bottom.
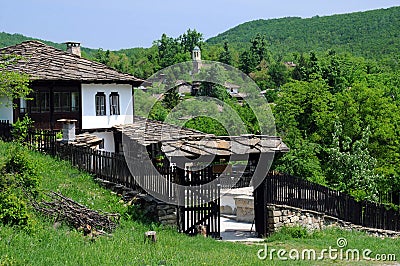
274, 80, 335, 145
184, 116, 228, 136
156, 29, 203, 69
267, 225, 311, 241
0, 144, 41, 228
268, 62, 289, 88
148, 101, 168, 121
0, 54, 31, 103
178, 28, 203, 53
274, 140, 325, 185
162, 87, 180, 110
11, 114, 33, 144
273, 56, 400, 202
0, 192, 30, 228
325, 123, 381, 200
239, 34, 271, 75
218, 41, 232, 65
249, 33, 271, 65
2, 141, 398, 266
5, 146, 41, 191
157, 34, 182, 69
208, 7, 400, 63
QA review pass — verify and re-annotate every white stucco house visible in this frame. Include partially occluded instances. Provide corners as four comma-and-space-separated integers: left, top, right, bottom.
0, 40, 144, 152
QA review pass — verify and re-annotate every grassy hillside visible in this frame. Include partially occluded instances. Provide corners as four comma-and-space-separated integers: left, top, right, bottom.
207, 6, 400, 59
0, 142, 399, 265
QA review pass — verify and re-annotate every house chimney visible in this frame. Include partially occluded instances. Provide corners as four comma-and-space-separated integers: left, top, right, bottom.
65, 42, 81, 57
57, 119, 77, 143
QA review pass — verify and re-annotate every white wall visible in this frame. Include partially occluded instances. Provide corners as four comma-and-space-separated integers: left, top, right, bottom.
91, 131, 115, 152
0, 96, 13, 122
81, 84, 133, 129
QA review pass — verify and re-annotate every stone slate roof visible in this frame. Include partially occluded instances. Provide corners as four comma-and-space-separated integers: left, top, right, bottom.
0, 40, 144, 86
114, 116, 289, 159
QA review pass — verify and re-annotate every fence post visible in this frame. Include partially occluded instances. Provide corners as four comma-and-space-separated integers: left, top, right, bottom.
254, 174, 268, 237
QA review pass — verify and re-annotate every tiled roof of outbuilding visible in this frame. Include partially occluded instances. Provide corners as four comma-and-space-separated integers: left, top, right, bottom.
114, 116, 289, 159
0, 40, 144, 85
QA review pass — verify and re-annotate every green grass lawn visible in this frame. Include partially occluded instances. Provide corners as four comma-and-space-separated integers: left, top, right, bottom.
0, 141, 399, 265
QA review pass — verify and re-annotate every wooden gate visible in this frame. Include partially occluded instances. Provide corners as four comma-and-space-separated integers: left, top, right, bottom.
177, 166, 221, 239
254, 177, 268, 237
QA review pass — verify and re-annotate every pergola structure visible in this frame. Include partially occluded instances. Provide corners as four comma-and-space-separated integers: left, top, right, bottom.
113, 116, 288, 160
113, 116, 288, 238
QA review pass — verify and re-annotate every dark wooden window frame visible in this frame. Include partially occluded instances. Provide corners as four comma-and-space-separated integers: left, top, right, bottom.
53, 91, 80, 113
95, 92, 106, 116
54, 91, 70, 112
109, 92, 120, 115
30, 91, 50, 113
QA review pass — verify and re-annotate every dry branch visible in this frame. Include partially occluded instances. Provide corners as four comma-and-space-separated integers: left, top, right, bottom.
32, 191, 120, 233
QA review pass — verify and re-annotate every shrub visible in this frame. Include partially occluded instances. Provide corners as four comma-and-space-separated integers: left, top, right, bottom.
0, 145, 41, 229
266, 225, 311, 242
4, 146, 41, 193
124, 203, 154, 225
0, 192, 30, 227
11, 115, 33, 144
282, 225, 310, 239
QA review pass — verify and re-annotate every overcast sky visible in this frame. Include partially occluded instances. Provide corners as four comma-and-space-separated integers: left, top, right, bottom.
1, 0, 399, 50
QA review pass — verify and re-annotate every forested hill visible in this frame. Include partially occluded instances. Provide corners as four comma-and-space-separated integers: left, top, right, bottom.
0, 32, 98, 58
207, 6, 400, 59
1, 6, 400, 78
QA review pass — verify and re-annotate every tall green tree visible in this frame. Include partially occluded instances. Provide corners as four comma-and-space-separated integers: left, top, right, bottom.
179, 29, 204, 53
157, 34, 181, 69
162, 87, 180, 110
325, 123, 380, 201
94, 48, 110, 65
239, 50, 258, 74
249, 33, 270, 65
0, 55, 31, 104
268, 63, 289, 88
218, 41, 232, 65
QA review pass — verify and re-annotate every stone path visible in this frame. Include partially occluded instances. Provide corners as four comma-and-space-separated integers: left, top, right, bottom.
220, 215, 263, 242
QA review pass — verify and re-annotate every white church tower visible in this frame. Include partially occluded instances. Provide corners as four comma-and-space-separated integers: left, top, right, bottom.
192, 46, 202, 73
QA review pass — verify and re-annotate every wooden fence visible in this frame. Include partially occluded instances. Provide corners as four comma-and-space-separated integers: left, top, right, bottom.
26, 130, 58, 156
0, 124, 221, 238
56, 144, 142, 192
0, 120, 12, 141
254, 173, 400, 236
0, 124, 142, 191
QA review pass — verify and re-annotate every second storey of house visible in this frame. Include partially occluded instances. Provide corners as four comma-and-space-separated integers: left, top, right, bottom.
81, 83, 133, 129
0, 41, 143, 130
15, 81, 134, 130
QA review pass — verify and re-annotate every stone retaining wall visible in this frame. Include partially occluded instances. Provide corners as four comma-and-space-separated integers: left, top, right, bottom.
95, 178, 177, 227
234, 195, 254, 222
267, 204, 400, 238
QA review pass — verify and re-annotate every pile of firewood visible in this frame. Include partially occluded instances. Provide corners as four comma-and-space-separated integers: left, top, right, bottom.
32, 191, 120, 235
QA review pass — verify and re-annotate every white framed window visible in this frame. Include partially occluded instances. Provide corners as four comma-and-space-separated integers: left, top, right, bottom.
99, 138, 104, 149
109, 92, 120, 115
95, 92, 106, 116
